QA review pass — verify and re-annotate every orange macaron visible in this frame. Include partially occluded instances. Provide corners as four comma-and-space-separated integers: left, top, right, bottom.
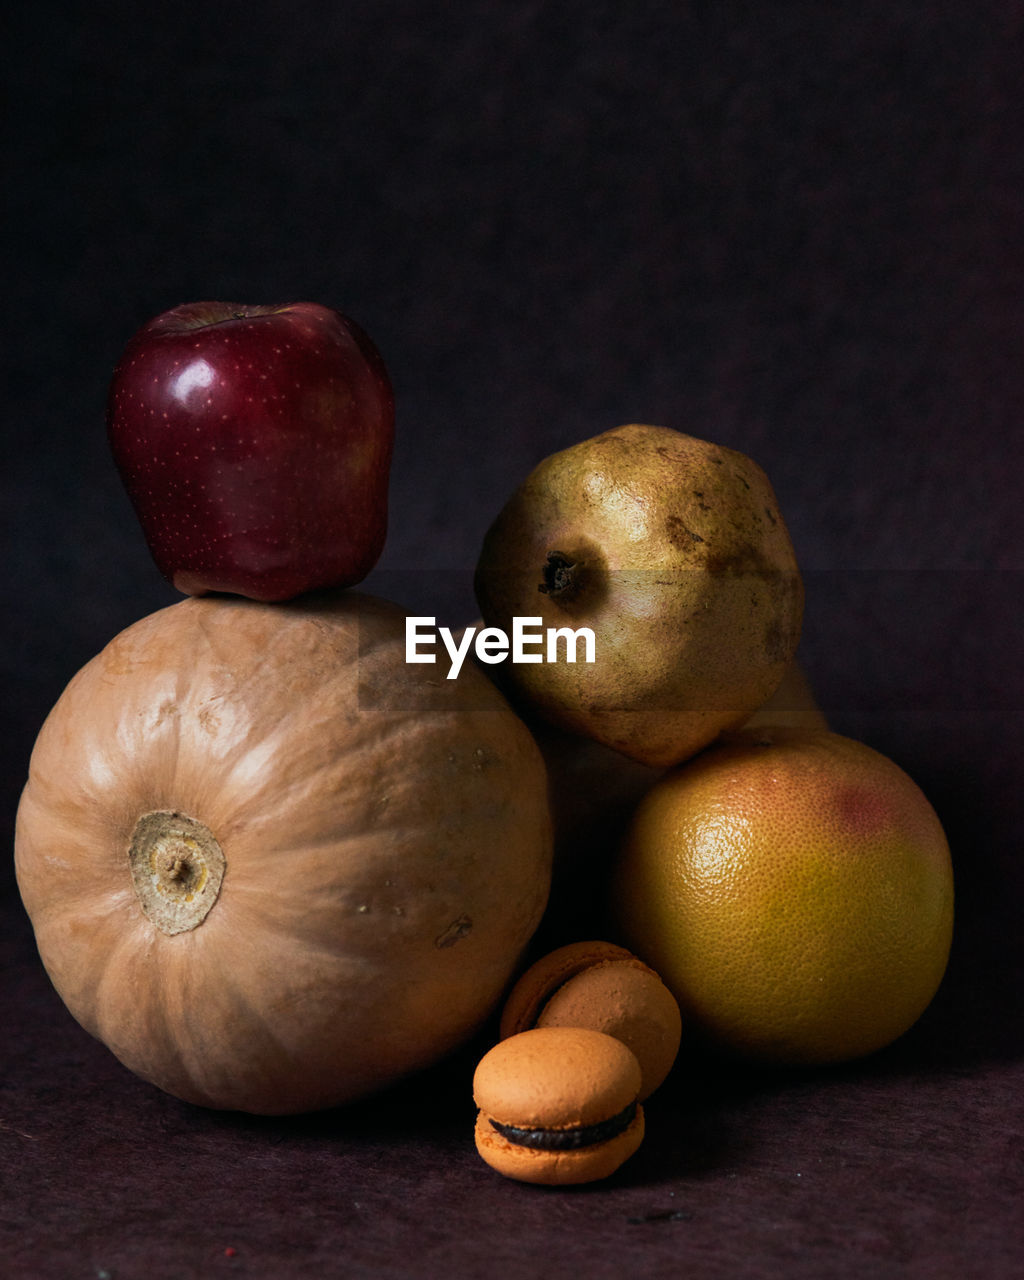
473, 1026, 645, 1185
499, 941, 682, 1100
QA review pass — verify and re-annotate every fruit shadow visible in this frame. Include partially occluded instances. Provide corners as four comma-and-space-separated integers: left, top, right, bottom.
195, 1017, 494, 1155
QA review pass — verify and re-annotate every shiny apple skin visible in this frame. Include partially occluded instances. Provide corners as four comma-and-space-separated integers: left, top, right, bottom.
107, 301, 395, 602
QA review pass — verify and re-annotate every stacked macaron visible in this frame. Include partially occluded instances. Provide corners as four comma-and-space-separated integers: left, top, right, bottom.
474, 1027, 645, 1185
472, 941, 681, 1185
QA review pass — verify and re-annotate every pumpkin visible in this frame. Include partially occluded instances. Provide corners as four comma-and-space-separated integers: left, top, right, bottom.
14, 591, 552, 1114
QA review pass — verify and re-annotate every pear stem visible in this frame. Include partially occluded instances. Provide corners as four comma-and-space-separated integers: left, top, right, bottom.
539, 550, 584, 600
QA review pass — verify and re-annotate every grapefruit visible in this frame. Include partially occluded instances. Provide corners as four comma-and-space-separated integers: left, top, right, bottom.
610, 727, 954, 1065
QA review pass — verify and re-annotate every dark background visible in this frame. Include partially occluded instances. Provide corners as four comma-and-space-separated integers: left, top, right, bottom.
3, 2, 1022, 1276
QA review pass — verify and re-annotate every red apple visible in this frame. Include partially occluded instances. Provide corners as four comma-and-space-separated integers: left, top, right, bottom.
107, 301, 395, 601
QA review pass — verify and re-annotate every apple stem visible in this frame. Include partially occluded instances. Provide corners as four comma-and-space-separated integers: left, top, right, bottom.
539, 551, 584, 601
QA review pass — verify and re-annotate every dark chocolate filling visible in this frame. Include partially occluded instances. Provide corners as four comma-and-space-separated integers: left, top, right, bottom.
490, 1100, 638, 1151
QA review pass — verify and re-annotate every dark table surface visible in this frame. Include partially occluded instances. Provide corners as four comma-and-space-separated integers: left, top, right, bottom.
3, 4, 1022, 1277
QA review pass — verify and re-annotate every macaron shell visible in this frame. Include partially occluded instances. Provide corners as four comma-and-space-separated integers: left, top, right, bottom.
535, 960, 682, 1100
499, 941, 642, 1039
473, 1026, 642, 1130
474, 1104, 645, 1186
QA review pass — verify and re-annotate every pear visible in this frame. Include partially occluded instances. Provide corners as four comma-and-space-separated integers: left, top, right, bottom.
473, 423, 804, 767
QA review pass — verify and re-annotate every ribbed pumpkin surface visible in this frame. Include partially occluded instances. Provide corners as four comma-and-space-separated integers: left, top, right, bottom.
15, 592, 552, 1113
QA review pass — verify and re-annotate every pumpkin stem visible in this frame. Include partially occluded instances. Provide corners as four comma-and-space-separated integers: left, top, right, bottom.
128, 811, 226, 936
